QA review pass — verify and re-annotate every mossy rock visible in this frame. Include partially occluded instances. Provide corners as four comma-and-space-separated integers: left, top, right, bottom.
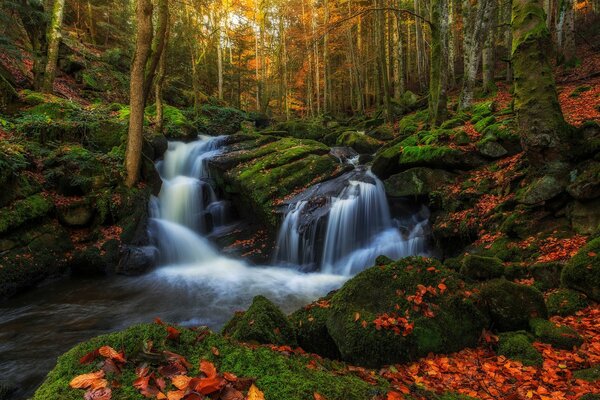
579, 395, 600, 400
460, 255, 504, 281
516, 175, 566, 205
561, 237, 600, 301
0, 194, 53, 235
573, 366, 600, 382
384, 167, 455, 197
546, 288, 588, 317
336, 131, 383, 154
223, 295, 297, 347
529, 318, 583, 350
398, 110, 429, 136
567, 160, 600, 201
528, 262, 563, 291
473, 116, 496, 133
289, 295, 341, 360
326, 257, 488, 367
33, 324, 384, 400
478, 279, 547, 332
497, 331, 543, 366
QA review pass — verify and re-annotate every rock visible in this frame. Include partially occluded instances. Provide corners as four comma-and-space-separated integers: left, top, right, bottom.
516, 175, 565, 205
329, 146, 359, 164
567, 161, 600, 200
497, 331, 543, 366
289, 294, 341, 359
57, 201, 95, 227
336, 131, 383, 154
384, 168, 455, 197
477, 140, 508, 159
117, 246, 159, 276
546, 288, 588, 317
573, 366, 600, 382
528, 262, 563, 290
0, 194, 53, 235
460, 255, 504, 281
222, 295, 297, 346
69, 247, 108, 276
568, 199, 600, 235
326, 257, 487, 367
561, 237, 600, 302
478, 279, 547, 332
529, 318, 583, 350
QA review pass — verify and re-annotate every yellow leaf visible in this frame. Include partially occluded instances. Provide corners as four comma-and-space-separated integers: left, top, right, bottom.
247, 384, 265, 400
354, 312, 360, 321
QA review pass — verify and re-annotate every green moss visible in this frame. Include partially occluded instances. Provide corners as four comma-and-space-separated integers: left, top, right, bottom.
460, 255, 504, 281
474, 116, 496, 133
289, 294, 341, 359
326, 257, 487, 367
569, 85, 592, 98
561, 237, 600, 302
336, 131, 383, 154
478, 279, 547, 332
20, 90, 47, 105
398, 110, 429, 136
546, 289, 588, 316
497, 331, 543, 366
573, 366, 600, 382
223, 295, 297, 346
34, 324, 381, 400
398, 145, 461, 166
469, 101, 494, 124
0, 194, 53, 235
529, 318, 583, 350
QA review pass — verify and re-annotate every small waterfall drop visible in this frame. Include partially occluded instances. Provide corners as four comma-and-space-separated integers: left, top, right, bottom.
274, 167, 429, 275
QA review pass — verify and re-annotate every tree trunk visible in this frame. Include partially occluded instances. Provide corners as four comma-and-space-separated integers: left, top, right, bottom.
556, 0, 575, 64
429, 0, 449, 126
512, 0, 568, 172
155, 18, 170, 134
42, 0, 66, 93
125, 0, 154, 188
482, 0, 498, 94
377, 0, 392, 121
142, 0, 169, 102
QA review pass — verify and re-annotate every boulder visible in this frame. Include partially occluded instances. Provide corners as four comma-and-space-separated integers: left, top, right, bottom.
546, 288, 588, 316
567, 161, 600, 200
460, 255, 504, 281
477, 140, 508, 159
384, 168, 455, 197
117, 246, 159, 276
517, 175, 566, 205
222, 295, 297, 346
57, 201, 95, 227
497, 331, 543, 366
478, 279, 547, 332
561, 237, 600, 301
336, 131, 383, 154
326, 257, 487, 367
568, 199, 600, 235
529, 318, 583, 350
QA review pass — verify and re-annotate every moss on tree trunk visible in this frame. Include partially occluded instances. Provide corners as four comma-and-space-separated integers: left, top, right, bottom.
512, 0, 569, 172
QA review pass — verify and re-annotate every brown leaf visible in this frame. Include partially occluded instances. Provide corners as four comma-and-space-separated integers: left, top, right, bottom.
211, 346, 220, 356
80, 349, 100, 365
98, 346, 126, 363
166, 326, 180, 341
221, 386, 245, 400
70, 371, 108, 390
166, 390, 185, 400
101, 359, 122, 375
189, 375, 226, 395
354, 312, 360, 321
224, 372, 238, 382
84, 387, 112, 400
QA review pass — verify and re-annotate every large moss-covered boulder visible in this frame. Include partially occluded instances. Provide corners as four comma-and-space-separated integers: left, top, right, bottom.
336, 131, 383, 154
546, 288, 588, 316
567, 161, 600, 200
326, 257, 488, 367
497, 331, 543, 366
516, 175, 565, 205
289, 295, 341, 360
478, 279, 547, 332
460, 255, 504, 281
34, 324, 382, 400
208, 135, 340, 227
561, 237, 600, 301
529, 318, 583, 350
384, 168, 455, 197
222, 295, 297, 347
568, 199, 600, 235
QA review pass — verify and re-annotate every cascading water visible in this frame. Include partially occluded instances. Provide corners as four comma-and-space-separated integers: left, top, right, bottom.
274, 166, 429, 275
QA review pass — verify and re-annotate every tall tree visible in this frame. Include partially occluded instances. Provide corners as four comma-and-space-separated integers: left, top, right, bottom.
42, 0, 66, 93
512, 0, 568, 172
428, 0, 449, 126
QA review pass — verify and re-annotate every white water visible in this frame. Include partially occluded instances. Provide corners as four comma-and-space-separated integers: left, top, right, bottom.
274, 169, 428, 275
149, 136, 348, 306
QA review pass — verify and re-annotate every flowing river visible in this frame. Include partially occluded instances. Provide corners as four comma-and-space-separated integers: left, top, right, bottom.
0, 135, 428, 399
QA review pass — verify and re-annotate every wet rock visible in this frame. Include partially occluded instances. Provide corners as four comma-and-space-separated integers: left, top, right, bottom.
384, 168, 455, 197
329, 146, 358, 164
460, 255, 504, 281
117, 245, 159, 276
57, 201, 95, 227
336, 131, 383, 154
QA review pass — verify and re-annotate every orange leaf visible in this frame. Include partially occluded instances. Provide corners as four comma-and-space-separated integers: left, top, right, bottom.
70, 371, 108, 390
200, 360, 218, 378
224, 372, 238, 382
247, 384, 265, 400
171, 375, 191, 390
98, 346, 126, 363
314, 393, 327, 400
190, 376, 226, 395
354, 312, 360, 321
387, 391, 404, 400
166, 391, 185, 400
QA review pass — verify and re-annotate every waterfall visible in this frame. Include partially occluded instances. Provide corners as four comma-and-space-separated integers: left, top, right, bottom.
274, 169, 428, 275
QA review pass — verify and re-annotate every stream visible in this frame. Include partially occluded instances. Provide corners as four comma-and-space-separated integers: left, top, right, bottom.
0, 135, 429, 399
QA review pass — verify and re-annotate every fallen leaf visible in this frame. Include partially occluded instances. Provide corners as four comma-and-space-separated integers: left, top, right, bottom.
171, 375, 191, 390
80, 349, 100, 365
70, 371, 108, 390
166, 326, 180, 341
211, 346, 220, 356
98, 346, 126, 363
224, 372, 238, 382
314, 393, 327, 400
354, 312, 360, 321
84, 387, 112, 400
221, 386, 245, 400
200, 360, 218, 378
247, 384, 265, 400
166, 390, 185, 400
